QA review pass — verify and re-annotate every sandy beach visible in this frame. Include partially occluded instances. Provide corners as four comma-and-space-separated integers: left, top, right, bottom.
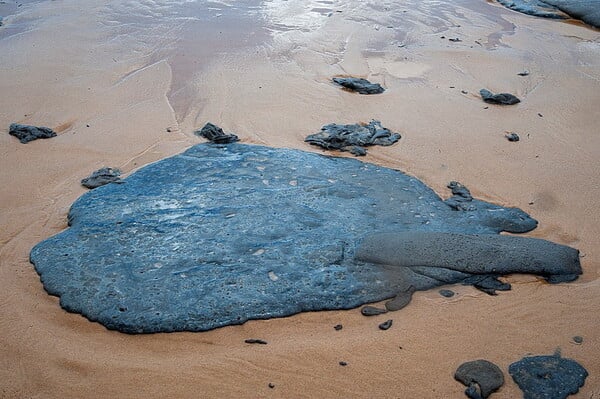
1, 0, 599, 397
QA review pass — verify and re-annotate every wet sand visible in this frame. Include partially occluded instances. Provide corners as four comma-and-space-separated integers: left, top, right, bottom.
1, 0, 599, 397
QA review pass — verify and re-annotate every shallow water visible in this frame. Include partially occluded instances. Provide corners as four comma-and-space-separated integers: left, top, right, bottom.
1, 0, 527, 120
2, 0, 578, 121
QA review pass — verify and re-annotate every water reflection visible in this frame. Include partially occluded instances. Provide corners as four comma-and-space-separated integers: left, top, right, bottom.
261, 0, 334, 32
0, 0, 46, 39
0, 0, 524, 121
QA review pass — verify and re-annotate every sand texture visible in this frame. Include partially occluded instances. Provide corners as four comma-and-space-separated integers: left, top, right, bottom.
1, 0, 599, 397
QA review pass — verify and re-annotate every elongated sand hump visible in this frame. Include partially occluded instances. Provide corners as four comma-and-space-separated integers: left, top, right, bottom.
356, 232, 581, 285
30, 144, 581, 333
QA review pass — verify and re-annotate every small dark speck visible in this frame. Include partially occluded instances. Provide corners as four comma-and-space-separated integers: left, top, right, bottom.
166, 127, 172, 132
572, 336, 583, 344
334, 324, 343, 331
439, 289, 455, 298
268, 383, 275, 389
449, 86, 455, 88
528, 201, 534, 205
86, 124, 90, 127
440, 36, 446, 39
538, 113, 543, 117
245, 339, 268, 345
339, 361, 348, 366
483, 106, 489, 109
461, 90, 468, 94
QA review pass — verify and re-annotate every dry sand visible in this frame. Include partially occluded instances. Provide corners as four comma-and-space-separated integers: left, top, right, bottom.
1, 0, 599, 397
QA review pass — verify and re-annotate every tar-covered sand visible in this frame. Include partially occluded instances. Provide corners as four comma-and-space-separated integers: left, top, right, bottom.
0, 0, 599, 397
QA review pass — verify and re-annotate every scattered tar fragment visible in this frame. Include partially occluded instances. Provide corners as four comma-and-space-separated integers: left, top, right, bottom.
332, 77, 385, 94
334, 324, 343, 331
572, 336, 583, 344
455, 360, 504, 399
339, 361, 348, 366
378, 319, 393, 330
361, 306, 388, 316
245, 339, 268, 345
509, 351, 588, 399
518, 70, 530, 76
505, 132, 520, 142
81, 167, 122, 189
268, 383, 275, 389
480, 89, 521, 105
8, 123, 56, 143
195, 122, 239, 144
449, 38, 462, 42
305, 120, 400, 156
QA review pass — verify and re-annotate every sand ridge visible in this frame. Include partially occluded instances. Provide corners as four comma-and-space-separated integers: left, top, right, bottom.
1, 0, 599, 397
